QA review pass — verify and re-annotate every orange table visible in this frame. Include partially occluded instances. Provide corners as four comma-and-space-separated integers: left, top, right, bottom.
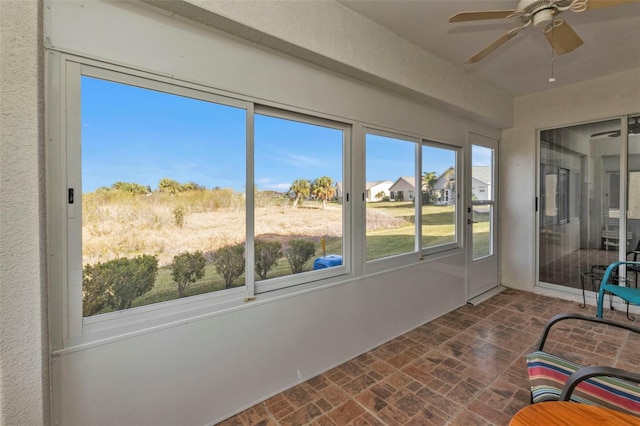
510, 402, 640, 425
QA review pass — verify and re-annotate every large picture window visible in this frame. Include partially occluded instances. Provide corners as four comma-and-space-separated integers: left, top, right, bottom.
55, 62, 352, 341
52, 57, 462, 345
79, 75, 247, 318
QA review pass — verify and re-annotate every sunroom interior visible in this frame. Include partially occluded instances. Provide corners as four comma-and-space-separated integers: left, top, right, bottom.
1, 1, 640, 425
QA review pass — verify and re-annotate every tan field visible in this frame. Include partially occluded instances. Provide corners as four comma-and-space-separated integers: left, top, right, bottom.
83, 201, 349, 267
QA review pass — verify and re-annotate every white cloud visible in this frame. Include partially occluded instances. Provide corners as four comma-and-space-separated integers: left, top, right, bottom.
259, 182, 291, 191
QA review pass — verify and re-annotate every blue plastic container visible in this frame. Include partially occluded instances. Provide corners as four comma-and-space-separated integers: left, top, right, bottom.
313, 254, 343, 270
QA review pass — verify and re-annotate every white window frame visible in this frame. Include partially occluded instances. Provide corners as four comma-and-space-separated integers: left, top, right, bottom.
363, 128, 421, 273
253, 106, 352, 294
363, 130, 464, 273
421, 140, 463, 256
48, 54, 353, 349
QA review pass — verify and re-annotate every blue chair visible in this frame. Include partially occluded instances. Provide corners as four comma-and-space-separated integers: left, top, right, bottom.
597, 261, 640, 320
627, 240, 640, 289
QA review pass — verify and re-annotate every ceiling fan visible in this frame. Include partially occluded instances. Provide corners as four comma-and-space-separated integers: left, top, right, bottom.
591, 118, 640, 138
449, 0, 640, 64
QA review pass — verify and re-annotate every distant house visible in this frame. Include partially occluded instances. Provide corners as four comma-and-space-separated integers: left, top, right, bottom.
366, 180, 393, 202
389, 176, 416, 202
335, 180, 393, 203
472, 166, 491, 201
432, 166, 456, 205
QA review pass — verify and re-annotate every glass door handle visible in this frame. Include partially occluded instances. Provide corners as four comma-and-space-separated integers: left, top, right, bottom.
467, 219, 478, 224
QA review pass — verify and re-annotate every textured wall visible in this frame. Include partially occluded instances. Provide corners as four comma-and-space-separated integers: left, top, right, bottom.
0, 0, 48, 425
501, 68, 640, 291
141, 0, 514, 129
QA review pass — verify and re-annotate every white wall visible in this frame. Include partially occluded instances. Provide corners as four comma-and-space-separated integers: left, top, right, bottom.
0, 1, 49, 425
501, 68, 640, 291
38, 1, 502, 425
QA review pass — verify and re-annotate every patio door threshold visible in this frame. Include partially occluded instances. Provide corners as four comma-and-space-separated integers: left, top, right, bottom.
467, 285, 506, 306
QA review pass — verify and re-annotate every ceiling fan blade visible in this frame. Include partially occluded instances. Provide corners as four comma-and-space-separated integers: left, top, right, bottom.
544, 20, 584, 55
585, 0, 640, 10
465, 24, 528, 64
449, 10, 519, 23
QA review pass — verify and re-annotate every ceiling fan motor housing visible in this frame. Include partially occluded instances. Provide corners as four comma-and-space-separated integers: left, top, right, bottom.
518, 0, 558, 26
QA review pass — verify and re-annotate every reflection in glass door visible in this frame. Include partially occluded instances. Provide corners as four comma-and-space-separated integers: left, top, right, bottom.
538, 118, 625, 292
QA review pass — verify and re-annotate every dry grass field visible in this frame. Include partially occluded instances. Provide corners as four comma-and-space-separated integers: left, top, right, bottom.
83, 200, 346, 268
82, 192, 421, 268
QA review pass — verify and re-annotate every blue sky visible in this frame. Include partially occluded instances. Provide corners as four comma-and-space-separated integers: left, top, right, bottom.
82, 76, 473, 193
472, 145, 493, 168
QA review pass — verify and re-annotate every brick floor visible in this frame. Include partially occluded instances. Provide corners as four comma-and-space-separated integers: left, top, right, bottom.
218, 288, 639, 425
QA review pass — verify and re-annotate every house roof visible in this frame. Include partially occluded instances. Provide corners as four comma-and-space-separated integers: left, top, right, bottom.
435, 166, 455, 181
472, 166, 491, 185
366, 180, 392, 190
389, 176, 416, 190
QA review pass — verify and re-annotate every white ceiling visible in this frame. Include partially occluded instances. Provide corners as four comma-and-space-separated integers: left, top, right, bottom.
338, 0, 640, 96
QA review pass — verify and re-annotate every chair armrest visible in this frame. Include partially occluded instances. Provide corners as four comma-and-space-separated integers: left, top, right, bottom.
559, 366, 640, 401
627, 250, 640, 261
536, 312, 640, 351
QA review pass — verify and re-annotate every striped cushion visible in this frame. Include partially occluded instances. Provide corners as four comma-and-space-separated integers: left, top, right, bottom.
526, 351, 640, 417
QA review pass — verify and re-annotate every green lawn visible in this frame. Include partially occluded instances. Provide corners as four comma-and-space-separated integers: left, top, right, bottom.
366, 202, 458, 260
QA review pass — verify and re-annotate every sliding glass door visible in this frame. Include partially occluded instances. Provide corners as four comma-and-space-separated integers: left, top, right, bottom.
538, 117, 630, 291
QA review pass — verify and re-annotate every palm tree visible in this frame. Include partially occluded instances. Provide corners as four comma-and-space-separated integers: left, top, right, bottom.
289, 178, 311, 208
422, 171, 437, 204
311, 176, 336, 210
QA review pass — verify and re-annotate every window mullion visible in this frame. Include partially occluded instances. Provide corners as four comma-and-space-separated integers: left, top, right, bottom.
246, 104, 256, 300
67, 61, 84, 339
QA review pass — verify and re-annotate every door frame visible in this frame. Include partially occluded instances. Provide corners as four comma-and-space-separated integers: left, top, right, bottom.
466, 133, 499, 300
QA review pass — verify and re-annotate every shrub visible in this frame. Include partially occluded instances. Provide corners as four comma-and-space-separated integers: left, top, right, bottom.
285, 239, 316, 274
171, 251, 207, 297
83, 254, 158, 316
158, 177, 181, 194
173, 206, 186, 228
111, 181, 151, 195
180, 181, 205, 192
213, 244, 245, 288
254, 239, 282, 280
